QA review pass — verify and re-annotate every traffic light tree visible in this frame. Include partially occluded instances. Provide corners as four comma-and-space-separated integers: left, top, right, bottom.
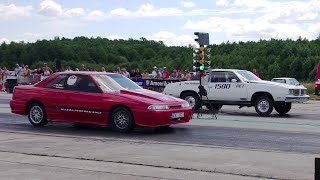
192, 32, 211, 113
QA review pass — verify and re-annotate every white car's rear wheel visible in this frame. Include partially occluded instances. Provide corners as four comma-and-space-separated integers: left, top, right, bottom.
254, 96, 273, 116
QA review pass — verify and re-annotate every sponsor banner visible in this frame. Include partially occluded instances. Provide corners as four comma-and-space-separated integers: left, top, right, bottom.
132, 79, 185, 93
144, 79, 183, 87
131, 78, 184, 92
131, 78, 145, 87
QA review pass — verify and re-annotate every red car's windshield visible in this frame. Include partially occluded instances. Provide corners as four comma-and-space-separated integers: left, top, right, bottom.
93, 74, 142, 92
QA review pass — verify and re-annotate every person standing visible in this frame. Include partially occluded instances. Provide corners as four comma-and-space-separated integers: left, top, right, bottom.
122, 68, 130, 78
252, 68, 260, 78
171, 69, 178, 79
135, 68, 142, 78
14, 64, 21, 76
183, 70, 192, 80
130, 69, 136, 78
142, 69, 149, 79
41, 63, 53, 81
79, 64, 87, 71
1, 67, 9, 91
162, 67, 170, 80
151, 66, 157, 78
65, 66, 73, 72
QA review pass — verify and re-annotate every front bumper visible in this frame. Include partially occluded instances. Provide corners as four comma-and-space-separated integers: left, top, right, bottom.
133, 108, 192, 127
285, 95, 310, 103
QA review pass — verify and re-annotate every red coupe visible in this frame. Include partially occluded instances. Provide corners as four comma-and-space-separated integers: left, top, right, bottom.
10, 72, 192, 132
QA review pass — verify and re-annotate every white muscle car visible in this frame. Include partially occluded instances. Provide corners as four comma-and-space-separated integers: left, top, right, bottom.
163, 69, 310, 116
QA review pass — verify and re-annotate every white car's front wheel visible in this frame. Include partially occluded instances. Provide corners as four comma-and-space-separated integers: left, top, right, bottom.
274, 103, 291, 115
254, 96, 273, 116
181, 92, 201, 110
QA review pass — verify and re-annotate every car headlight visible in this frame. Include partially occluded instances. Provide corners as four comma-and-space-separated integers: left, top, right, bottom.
147, 105, 169, 110
181, 101, 190, 108
288, 89, 294, 95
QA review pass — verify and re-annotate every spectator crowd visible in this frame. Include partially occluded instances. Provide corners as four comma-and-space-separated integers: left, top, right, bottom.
0, 63, 198, 91
1, 62, 261, 92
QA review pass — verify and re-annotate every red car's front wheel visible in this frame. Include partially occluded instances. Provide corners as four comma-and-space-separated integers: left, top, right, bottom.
111, 107, 134, 133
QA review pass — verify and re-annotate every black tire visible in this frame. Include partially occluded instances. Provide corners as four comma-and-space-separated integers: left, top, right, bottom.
110, 107, 134, 133
27, 103, 48, 126
205, 104, 223, 110
181, 92, 200, 110
254, 96, 273, 116
275, 103, 291, 115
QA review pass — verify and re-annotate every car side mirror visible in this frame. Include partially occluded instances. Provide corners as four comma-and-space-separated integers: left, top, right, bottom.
231, 79, 237, 83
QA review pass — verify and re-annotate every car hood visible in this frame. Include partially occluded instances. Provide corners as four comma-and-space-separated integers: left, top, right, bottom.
248, 80, 306, 89
119, 89, 185, 103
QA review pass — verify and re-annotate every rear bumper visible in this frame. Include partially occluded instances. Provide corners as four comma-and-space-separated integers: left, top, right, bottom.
10, 100, 27, 115
133, 108, 192, 127
285, 95, 310, 103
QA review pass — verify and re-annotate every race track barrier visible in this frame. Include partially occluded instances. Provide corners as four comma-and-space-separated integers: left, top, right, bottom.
131, 78, 186, 92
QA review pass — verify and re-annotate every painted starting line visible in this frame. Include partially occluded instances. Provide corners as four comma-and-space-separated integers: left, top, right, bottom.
192, 117, 320, 128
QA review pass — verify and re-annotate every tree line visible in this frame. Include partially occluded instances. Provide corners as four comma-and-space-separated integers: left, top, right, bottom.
0, 36, 319, 81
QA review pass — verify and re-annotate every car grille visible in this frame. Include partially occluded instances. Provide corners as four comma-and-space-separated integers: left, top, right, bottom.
294, 89, 300, 96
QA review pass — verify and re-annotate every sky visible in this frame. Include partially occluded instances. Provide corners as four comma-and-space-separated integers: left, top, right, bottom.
1, 0, 320, 46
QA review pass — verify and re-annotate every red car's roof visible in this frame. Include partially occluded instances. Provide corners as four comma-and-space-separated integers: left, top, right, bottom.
55, 71, 116, 76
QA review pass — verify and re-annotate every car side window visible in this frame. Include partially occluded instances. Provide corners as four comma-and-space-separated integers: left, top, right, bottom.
211, 72, 226, 83
225, 72, 241, 82
44, 74, 68, 90
211, 72, 241, 83
65, 75, 101, 93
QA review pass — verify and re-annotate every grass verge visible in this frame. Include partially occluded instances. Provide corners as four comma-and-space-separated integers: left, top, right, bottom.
303, 82, 320, 100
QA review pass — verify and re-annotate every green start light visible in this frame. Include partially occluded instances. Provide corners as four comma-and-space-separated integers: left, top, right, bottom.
200, 64, 205, 71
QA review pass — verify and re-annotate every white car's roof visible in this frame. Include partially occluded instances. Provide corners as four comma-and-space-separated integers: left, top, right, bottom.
272, 77, 296, 80
211, 69, 243, 71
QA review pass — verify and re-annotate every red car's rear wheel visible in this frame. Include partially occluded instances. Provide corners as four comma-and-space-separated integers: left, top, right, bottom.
28, 103, 48, 126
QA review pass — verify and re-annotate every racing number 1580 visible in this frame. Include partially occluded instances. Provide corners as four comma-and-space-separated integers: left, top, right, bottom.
215, 84, 231, 89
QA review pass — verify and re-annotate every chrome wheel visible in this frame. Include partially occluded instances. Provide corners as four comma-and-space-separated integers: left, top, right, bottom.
30, 106, 43, 123
28, 103, 48, 126
255, 96, 273, 116
114, 110, 130, 130
185, 96, 196, 108
257, 99, 270, 113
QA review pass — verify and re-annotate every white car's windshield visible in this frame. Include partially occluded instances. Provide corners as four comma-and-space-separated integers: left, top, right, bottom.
236, 70, 261, 81
290, 78, 300, 86
93, 74, 142, 92
272, 78, 301, 86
